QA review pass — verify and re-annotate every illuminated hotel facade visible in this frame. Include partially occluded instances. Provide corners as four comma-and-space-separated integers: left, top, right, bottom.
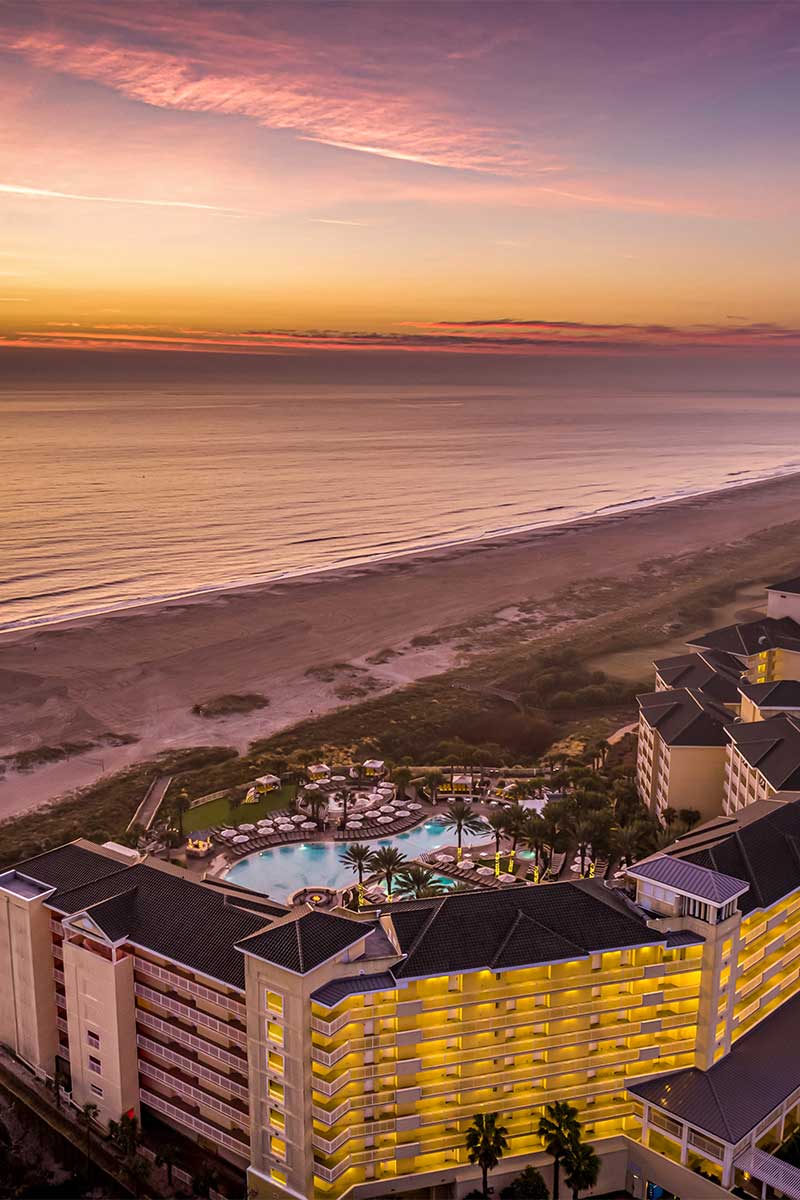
4, 801, 800, 1199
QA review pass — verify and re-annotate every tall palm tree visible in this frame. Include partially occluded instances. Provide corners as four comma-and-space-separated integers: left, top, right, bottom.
573, 816, 596, 877
564, 1139, 600, 1200
487, 810, 508, 856
174, 789, 190, 837
394, 865, 448, 900
465, 1111, 509, 1198
439, 800, 487, 861
537, 1101, 581, 1200
79, 1101, 99, 1180
392, 766, 413, 799
340, 844, 372, 899
367, 845, 407, 899
338, 789, 350, 830
424, 769, 444, 805
504, 803, 530, 869
523, 812, 548, 869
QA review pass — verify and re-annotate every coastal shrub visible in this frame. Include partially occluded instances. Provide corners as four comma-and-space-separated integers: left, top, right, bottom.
191, 693, 269, 718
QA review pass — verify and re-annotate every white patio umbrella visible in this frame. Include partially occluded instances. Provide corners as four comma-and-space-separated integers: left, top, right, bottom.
291, 814, 306, 824
301, 821, 317, 830
498, 872, 517, 883
304, 782, 321, 791
239, 823, 256, 832
476, 865, 495, 876
459, 859, 476, 870
436, 853, 455, 863
220, 830, 237, 839
379, 805, 395, 814
395, 809, 411, 818
407, 803, 422, 811
332, 775, 347, 783
277, 822, 294, 830
257, 819, 274, 827
346, 820, 363, 829
377, 816, 394, 825
232, 835, 249, 844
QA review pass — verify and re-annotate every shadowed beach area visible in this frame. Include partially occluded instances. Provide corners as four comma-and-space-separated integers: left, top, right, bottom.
3, 468, 800, 817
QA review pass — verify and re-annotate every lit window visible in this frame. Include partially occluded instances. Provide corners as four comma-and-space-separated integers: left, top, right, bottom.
270, 1135, 286, 1159
266, 1021, 283, 1046
266, 990, 283, 1014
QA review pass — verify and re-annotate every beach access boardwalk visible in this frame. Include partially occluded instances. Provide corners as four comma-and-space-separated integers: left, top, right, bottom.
127, 773, 172, 833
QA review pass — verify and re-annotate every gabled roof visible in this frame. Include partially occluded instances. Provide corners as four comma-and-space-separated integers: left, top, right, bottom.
637, 687, 731, 747
654, 650, 744, 704
767, 574, 800, 595
687, 616, 800, 657
658, 798, 800, 915
739, 679, 800, 711
10, 843, 130, 896
383, 879, 664, 979
45, 858, 277, 988
627, 855, 748, 905
237, 910, 375, 975
630, 988, 800, 1144
311, 971, 398, 1007
728, 713, 800, 791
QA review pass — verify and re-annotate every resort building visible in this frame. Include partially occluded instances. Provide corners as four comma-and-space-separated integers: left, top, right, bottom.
653, 648, 744, 708
686, 615, 800, 684
766, 573, 800, 622
723, 712, 800, 815
737, 679, 800, 724
635, 688, 731, 821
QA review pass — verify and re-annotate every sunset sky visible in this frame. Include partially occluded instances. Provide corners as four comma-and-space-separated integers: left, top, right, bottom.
3, 0, 800, 365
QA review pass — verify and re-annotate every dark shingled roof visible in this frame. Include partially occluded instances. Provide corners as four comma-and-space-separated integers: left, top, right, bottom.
630, 989, 800, 1143
727, 713, 800, 791
627, 856, 748, 904
660, 799, 800, 915
13, 843, 130, 896
768, 575, 800, 595
739, 680, 800, 711
382, 880, 663, 979
637, 687, 731, 747
311, 971, 398, 1007
49, 861, 275, 988
654, 650, 744, 704
687, 616, 800, 657
237, 911, 375, 975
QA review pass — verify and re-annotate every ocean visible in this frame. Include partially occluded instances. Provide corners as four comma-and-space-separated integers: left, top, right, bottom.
3, 383, 800, 631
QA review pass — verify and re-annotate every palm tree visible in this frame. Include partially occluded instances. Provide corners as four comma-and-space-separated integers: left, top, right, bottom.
563, 1139, 600, 1200
340, 843, 372, 899
439, 800, 486, 861
79, 1101, 99, 1180
465, 1111, 509, 1197
338, 789, 350, 830
537, 1100, 581, 1200
394, 865, 448, 900
124, 1152, 151, 1199
504, 803, 530, 869
523, 812, 548, 869
368, 845, 407, 899
424, 769, 444, 805
573, 816, 596, 877
487, 810, 508, 856
173, 788, 190, 837
50, 1061, 68, 1110
392, 766, 413, 799
156, 1143, 180, 1187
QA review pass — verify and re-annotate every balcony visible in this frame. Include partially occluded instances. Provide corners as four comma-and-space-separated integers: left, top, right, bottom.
137, 1034, 250, 1102
136, 1009, 247, 1070
139, 1087, 250, 1160
138, 1059, 249, 1130
134, 983, 247, 1046
134, 957, 246, 1020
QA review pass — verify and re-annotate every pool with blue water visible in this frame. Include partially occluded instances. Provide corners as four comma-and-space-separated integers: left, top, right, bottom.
225, 818, 492, 899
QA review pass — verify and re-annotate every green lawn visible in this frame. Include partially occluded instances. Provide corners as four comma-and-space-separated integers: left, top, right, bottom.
183, 784, 294, 833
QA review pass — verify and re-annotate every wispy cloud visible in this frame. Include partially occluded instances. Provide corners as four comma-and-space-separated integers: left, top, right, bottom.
0, 182, 236, 212
308, 217, 370, 227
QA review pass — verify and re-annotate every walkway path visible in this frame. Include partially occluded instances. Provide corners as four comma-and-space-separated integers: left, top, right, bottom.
127, 773, 172, 832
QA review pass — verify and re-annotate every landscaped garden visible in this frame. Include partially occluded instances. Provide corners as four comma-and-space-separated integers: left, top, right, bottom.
181, 783, 295, 833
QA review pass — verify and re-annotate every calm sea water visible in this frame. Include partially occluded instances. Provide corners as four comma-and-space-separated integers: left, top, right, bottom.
3, 383, 800, 630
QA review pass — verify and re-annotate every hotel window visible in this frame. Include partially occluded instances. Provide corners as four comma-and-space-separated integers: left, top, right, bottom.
87, 1030, 100, 1049
266, 1021, 283, 1046
267, 1050, 284, 1074
88, 1055, 102, 1075
90, 1084, 103, 1098
270, 1135, 286, 1160
266, 989, 283, 1015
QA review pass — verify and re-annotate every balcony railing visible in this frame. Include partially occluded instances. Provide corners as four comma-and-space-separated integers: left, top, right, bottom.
134, 957, 246, 1019
56, 1017, 69, 1034
138, 1061, 249, 1130
135, 984, 247, 1046
140, 1088, 249, 1159
313, 1157, 351, 1183
53, 967, 65, 985
136, 1010, 247, 1070
137, 1034, 250, 1102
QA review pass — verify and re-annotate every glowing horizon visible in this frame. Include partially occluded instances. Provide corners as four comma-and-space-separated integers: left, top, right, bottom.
2, 0, 800, 362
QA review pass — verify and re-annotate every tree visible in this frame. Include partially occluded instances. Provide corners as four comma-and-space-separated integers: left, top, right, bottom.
487, 811, 509, 856
465, 1111, 509, 1198
108, 1112, 139, 1156
173, 788, 190, 837
338, 789, 350, 831
367, 845, 407, 899
563, 1139, 600, 1200
394, 865, 448, 900
156, 1143, 180, 1187
424, 769, 444, 804
79, 1101, 99, 1180
537, 1101, 581, 1200
678, 807, 701, 830
340, 843, 373, 899
392, 766, 413, 799
49, 1061, 68, 1111
523, 812, 548, 869
440, 800, 487, 861
500, 1164, 550, 1198
124, 1152, 151, 1199
504, 803, 530, 869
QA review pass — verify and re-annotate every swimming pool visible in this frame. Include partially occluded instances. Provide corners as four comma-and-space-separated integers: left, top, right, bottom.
225, 818, 492, 899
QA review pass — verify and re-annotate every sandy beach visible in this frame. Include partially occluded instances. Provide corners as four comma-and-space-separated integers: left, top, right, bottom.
3, 470, 800, 819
